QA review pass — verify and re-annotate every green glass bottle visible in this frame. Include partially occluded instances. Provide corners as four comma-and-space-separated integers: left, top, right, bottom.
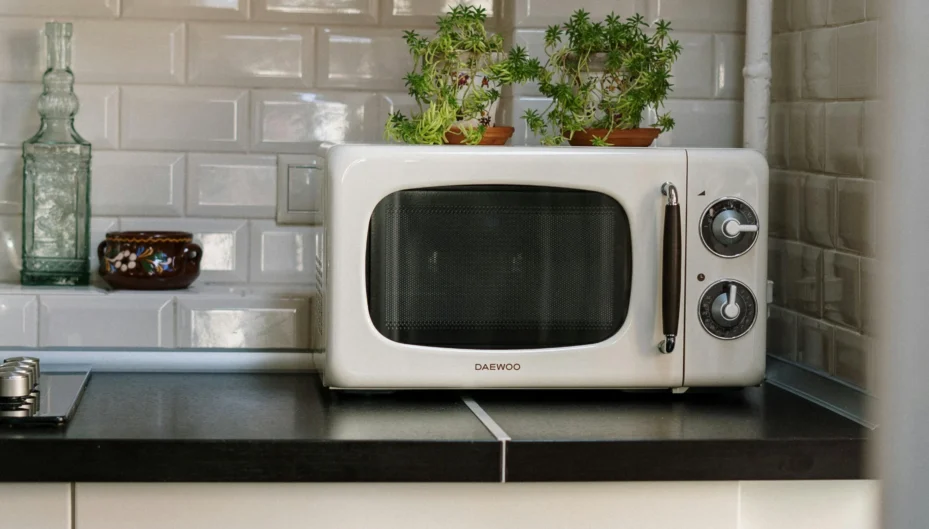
21, 22, 91, 286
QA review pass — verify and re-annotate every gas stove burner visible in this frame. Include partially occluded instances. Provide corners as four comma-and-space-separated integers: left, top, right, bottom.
0, 362, 90, 427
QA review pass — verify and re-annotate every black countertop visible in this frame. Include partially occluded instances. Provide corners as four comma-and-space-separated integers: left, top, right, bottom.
0, 373, 867, 482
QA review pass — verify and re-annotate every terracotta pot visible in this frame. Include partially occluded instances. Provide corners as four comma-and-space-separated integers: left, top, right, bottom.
566, 128, 661, 147
444, 126, 515, 146
97, 231, 202, 290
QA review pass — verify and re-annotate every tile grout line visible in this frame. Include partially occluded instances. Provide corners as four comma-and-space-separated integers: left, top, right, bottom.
461, 396, 510, 483
71, 482, 76, 529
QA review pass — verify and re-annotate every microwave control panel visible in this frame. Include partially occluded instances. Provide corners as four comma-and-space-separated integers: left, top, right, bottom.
683, 150, 768, 387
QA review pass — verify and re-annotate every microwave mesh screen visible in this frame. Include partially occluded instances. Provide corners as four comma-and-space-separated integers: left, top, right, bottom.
366, 186, 632, 349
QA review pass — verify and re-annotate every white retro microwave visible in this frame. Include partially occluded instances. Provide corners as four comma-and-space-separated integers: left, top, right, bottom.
315, 145, 769, 390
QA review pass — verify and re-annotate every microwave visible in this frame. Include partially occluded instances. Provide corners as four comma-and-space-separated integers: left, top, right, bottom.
316, 145, 769, 390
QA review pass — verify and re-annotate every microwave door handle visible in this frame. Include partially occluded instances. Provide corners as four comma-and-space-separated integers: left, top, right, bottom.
659, 183, 682, 354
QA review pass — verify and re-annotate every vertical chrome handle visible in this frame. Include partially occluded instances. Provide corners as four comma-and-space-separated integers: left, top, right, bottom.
659, 183, 682, 354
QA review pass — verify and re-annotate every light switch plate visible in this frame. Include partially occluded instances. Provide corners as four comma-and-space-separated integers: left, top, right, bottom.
277, 154, 323, 225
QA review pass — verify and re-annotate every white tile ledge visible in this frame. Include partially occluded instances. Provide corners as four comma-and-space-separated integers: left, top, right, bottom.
0, 283, 317, 353
0, 283, 313, 298
0, 349, 316, 372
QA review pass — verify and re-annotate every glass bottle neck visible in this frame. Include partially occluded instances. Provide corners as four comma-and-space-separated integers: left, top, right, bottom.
45, 23, 72, 71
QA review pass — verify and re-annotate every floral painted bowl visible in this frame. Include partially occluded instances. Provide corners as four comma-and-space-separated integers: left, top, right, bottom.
97, 231, 202, 290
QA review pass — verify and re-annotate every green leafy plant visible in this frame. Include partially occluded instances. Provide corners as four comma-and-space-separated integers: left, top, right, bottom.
385, 5, 538, 145
522, 10, 683, 146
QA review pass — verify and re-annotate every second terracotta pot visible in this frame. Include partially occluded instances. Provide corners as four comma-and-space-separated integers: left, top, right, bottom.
566, 128, 661, 147
444, 126, 515, 146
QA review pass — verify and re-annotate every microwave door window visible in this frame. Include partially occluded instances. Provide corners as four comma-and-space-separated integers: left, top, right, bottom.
366, 186, 632, 349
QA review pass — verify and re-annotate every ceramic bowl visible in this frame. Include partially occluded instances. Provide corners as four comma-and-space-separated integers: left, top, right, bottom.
97, 231, 202, 290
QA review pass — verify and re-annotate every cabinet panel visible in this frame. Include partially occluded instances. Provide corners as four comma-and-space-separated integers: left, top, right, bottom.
0, 483, 71, 529
76, 482, 738, 529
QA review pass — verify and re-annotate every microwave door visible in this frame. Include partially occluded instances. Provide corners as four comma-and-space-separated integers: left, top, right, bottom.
365, 185, 632, 351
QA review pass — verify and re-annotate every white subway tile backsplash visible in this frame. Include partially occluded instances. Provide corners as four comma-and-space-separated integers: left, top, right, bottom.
769, 103, 789, 169
714, 34, 745, 99
39, 294, 175, 347
0, 84, 118, 150
0, 215, 23, 283
187, 154, 277, 218
514, 0, 645, 28
253, 0, 378, 24
791, 0, 828, 30
188, 23, 315, 88
276, 154, 322, 224
249, 220, 317, 283
659, 100, 742, 147
802, 28, 837, 100
123, 0, 248, 20
72, 21, 185, 85
768, 33, 803, 101
669, 33, 714, 99
789, 102, 825, 172
382, 0, 495, 27
862, 100, 882, 179
92, 151, 186, 216
317, 27, 413, 91
90, 217, 118, 277
837, 21, 878, 99
0, 216, 20, 283
287, 165, 321, 211
74, 85, 120, 150
370, 92, 417, 142
0, 0, 118, 17
830, 0, 867, 25
0, 19, 44, 82
177, 297, 310, 348
251, 89, 372, 153
0, 0, 762, 356
0, 295, 37, 346
119, 218, 249, 283
0, 149, 22, 215
771, 34, 790, 101
505, 96, 552, 146
0, 84, 39, 148
121, 87, 249, 152
825, 102, 864, 176
511, 29, 545, 96
773, 0, 789, 33
648, 0, 745, 32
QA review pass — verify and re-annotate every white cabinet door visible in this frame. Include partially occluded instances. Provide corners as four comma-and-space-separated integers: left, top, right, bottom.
76, 482, 739, 529
0, 483, 71, 529
75, 481, 879, 529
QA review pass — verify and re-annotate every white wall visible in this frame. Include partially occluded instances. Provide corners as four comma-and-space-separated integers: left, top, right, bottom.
0, 0, 746, 355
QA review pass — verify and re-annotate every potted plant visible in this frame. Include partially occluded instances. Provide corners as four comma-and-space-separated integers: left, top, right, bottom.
522, 10, 682, 147
385, 5, 536, 145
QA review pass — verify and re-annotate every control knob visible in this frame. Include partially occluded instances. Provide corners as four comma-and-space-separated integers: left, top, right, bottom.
698, 280, 757, 340
700, 198, 759, 258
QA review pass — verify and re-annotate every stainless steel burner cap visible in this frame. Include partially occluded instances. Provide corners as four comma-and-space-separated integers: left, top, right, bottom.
0, 370, 31, 398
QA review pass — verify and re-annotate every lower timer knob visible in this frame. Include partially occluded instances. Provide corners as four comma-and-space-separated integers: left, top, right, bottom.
699, 279, 757, 340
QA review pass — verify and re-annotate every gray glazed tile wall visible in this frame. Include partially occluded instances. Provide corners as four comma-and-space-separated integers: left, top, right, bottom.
768, 0, 880, 392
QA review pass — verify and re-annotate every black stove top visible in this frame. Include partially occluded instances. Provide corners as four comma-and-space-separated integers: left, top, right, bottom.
0, 366, 91, 426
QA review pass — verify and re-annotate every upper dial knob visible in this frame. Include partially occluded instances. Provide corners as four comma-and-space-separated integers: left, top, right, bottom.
700, 198, 759, 258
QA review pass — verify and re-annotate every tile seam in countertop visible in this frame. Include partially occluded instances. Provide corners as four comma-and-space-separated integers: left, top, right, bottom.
461, 396, 510, 483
